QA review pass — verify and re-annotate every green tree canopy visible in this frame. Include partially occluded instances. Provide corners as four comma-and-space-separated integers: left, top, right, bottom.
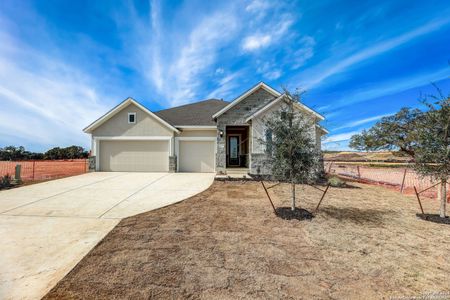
349, 108, 423, 157
0, 146, 43, 160
261, 88, 322, 211
0, 145, 88, 161
44, 146, 88, 159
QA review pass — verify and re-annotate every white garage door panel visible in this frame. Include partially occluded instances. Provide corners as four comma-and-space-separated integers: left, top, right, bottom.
100, 140, 169, 172
179, 141, 215, 173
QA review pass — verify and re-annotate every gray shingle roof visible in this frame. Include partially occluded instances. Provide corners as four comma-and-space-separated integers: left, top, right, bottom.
154, 99, 229, 126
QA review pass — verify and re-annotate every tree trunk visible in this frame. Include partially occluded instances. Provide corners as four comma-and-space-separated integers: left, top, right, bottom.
440, 178, 447, 218
291, 183, 296, 211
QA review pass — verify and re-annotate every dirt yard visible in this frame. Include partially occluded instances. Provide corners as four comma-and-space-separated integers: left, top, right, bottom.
44, 181, 450, 299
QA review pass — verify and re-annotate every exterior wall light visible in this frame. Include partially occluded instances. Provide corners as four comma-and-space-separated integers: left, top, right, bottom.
219, 130, 224, 138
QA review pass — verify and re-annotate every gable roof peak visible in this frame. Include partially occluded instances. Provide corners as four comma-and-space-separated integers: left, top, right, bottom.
212, 82, 281, 119
83, 97, 179, 133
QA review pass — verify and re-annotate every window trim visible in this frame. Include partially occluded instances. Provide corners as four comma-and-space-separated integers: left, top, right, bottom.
128, 112, 136, 124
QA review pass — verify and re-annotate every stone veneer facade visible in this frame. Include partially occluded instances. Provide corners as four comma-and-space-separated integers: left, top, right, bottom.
215, 88, 276, 175
169, 156, 177, 173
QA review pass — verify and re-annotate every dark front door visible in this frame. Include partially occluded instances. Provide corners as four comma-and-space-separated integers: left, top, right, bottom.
228, 135, 240, 166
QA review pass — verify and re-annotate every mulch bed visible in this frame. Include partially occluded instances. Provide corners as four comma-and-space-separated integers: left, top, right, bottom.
275, 207, 314, 220
416, 213, 450, 225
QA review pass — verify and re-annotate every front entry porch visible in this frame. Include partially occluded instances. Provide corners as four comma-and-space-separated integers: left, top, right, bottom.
226, 126, 250, 169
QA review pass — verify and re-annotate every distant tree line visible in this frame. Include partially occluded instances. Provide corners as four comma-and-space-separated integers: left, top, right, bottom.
0, 145, 89, 161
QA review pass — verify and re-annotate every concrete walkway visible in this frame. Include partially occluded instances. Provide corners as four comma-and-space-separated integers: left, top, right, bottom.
0, 172, 214, 300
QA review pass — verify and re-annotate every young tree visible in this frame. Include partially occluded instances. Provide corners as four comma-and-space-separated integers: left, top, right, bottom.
349, 87, 449, 218
261, 88, 322, 211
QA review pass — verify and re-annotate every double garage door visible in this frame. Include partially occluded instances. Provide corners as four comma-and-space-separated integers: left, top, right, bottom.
99, 140, 215, 173
99, 140, 169, 172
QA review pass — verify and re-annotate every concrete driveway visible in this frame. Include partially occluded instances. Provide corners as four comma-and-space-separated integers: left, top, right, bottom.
0, 172, 214, 300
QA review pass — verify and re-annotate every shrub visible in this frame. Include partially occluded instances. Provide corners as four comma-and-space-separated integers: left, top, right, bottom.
0, 174, 12, 189
328, 176, 346, 187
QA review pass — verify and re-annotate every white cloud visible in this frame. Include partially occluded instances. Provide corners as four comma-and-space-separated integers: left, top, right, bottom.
333, 114, 391, 131
334, 67, 450, 109
0, 24, 110, 151
301, 16, 450, 88
207, 72, 242, 99
322, 141, 351, 151
168, 13, 239, 105
323, 131, 360, 143
141, 2, 298, 106
274, 15, 295, 36
264, 70, 282, 80
242, 34, 272, 51
144, 3, 241, 106
256, 61, 282, 80
291, 36, 315, 69
317, 104, 331, 111
245, 0, 274, 20
149, 0, 164, 91
246, 0, 271, 13
241, 13, 295, 52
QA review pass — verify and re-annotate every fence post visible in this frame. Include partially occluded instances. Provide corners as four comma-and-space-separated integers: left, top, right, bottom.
32, 161, 35, 181
357, 166, 361, 178
328, 162, 333, 173
400, 168, 407, 194
15, 164, 22, 183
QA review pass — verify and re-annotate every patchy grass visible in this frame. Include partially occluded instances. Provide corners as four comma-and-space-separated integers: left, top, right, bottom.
44, 181, 450, 299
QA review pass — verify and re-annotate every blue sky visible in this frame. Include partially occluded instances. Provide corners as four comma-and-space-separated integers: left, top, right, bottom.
1, 0, 449, 152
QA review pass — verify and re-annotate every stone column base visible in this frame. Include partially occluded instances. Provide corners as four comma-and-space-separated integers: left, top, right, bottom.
169, 156, 177, 172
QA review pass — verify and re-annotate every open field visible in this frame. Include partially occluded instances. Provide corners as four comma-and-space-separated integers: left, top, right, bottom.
323, 151, 412, 163
0, 160, 88, 182
44, 180, 449, 299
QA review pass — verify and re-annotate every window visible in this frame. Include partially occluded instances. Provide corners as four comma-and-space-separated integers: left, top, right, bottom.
265, 128, 273, 155
128, 112, 136, 124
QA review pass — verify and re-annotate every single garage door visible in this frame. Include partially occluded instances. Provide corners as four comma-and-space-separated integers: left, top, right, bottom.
178, 140, 215, 172
99, 140, 169, 172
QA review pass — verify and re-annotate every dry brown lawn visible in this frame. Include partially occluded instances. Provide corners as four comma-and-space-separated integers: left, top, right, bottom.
44, 180, 450, 299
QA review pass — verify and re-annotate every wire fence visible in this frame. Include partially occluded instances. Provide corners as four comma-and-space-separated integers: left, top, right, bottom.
0, 159, 88, 182
325, 161, 449, 201
0, 159, 446, 199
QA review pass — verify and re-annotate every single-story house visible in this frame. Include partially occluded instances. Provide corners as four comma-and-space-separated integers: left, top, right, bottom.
83, 82, 328, 175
